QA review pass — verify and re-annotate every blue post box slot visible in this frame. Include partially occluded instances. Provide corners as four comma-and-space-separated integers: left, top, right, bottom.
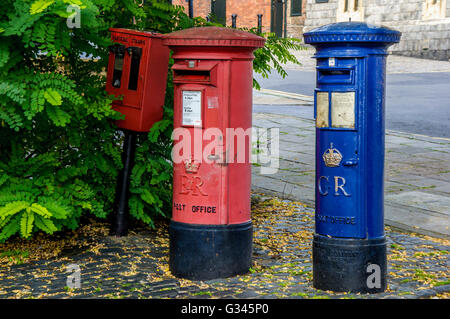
305, 22, 401, 293
317, 67, 354, 84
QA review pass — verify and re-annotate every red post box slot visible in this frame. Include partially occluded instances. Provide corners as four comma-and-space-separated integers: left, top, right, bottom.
172, 61, 218, 86
173, 70, 210, 82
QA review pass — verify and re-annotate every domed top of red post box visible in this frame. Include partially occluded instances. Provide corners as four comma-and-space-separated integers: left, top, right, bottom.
163, 27, 265, 49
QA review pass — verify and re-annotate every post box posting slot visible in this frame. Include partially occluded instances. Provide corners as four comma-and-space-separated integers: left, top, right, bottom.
317, 68, 353, 84
316, 58, 356, 85
172, 61, 218, 85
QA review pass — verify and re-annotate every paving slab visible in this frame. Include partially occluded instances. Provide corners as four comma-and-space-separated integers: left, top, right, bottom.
385, 191, 450, 216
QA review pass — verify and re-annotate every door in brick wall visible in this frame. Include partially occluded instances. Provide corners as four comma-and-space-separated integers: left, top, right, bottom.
271, 0, 284, 37
211, 0, 226, 25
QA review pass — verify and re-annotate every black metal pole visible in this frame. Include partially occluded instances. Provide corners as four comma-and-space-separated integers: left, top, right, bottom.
187, 0, 193, 18
257, 14, 263, 33
111, 130, 138, 237
231, 14, 237, 28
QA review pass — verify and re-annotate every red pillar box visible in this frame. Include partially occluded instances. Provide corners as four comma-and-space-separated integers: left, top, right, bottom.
106, 28, 170, 132
163, 27, 265, 280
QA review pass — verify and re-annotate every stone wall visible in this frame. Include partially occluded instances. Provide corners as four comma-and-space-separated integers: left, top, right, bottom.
304, 0, 450, 61
286, 0, 308, 38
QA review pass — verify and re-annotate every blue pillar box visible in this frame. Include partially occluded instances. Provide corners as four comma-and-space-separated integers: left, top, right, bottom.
304, 22, 401, 293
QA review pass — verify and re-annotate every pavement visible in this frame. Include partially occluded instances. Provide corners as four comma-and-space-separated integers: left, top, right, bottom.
0, 199, 448, 300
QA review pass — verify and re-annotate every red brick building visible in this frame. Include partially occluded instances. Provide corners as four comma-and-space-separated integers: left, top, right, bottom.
170, 0, 306, 38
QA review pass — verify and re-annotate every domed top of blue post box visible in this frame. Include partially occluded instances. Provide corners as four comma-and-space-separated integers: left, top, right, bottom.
304, 22, 401, 47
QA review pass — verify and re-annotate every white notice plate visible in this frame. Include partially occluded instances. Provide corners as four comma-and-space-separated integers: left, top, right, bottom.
316, 92, 329, 128
331, 92, 355, 128
182, 91, 202, 127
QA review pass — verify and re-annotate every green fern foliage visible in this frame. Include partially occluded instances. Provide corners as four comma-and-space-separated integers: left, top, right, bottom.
0, 0, 126, 242
0, 0, 303, 242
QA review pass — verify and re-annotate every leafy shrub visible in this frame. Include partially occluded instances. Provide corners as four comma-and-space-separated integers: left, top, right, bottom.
0, 0, 303, 242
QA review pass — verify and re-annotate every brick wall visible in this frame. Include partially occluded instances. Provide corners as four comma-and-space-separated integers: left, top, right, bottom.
171, 0, 210, 17
171, 0, 306, 37
226, 0, 271, 32
304, 0, 450, 61
171, 0, 270, 31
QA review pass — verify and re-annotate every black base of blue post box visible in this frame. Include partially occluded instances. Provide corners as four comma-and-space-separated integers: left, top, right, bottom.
169, 221, 253, 280
313, 234, 387, 293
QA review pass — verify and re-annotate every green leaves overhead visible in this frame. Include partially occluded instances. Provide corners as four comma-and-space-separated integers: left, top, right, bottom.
30, 0, 55, 14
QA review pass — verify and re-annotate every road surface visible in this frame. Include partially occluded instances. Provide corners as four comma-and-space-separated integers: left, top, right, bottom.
254, 70, 450, 138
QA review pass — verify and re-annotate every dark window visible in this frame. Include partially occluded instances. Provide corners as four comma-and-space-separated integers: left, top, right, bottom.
315, 0, 329, 3
291, 0, 302, 16
211, 0, 226, 25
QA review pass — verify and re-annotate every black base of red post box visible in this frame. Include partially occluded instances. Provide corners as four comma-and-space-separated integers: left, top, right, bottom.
312, 234, 387, 293
169, 221, 253, 281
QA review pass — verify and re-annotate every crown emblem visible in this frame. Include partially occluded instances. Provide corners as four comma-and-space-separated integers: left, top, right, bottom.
184, 158, 200, 173
322, 143, 343, 167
